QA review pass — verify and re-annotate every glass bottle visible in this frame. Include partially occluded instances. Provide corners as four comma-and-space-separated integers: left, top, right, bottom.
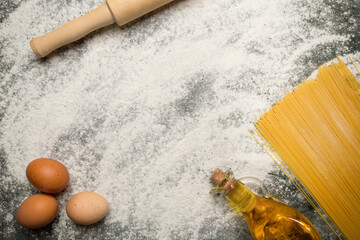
210, 168, 321, 240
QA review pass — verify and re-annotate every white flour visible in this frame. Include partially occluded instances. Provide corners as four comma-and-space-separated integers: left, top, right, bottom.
0, 0, 358, 238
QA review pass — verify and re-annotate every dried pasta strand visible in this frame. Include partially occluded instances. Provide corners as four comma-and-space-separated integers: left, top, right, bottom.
254, 58, 360, 240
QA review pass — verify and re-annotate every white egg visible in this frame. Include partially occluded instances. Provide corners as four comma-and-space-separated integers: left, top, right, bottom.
66, 192, 108, 225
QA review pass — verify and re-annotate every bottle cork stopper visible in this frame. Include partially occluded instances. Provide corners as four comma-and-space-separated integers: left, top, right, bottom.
210, 168, 226, 185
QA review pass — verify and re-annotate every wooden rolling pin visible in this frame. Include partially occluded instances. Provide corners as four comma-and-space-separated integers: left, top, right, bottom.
30, 0, 174, 58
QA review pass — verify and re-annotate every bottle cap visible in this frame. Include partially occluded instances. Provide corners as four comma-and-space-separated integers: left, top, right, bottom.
210, 168, 226, 185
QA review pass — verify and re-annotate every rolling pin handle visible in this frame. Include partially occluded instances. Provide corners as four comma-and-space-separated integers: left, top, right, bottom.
30, 3, 115, 58
30, 0, 175, 58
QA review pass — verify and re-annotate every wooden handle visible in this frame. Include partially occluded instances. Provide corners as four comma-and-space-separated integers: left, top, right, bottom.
106, 0, 174, 26
30, 0, 175, 58
30, 3, 115, 58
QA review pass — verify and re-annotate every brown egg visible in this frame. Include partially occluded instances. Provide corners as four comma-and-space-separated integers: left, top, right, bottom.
66, 192, 108, 225
26, 158, 69, 193
16, 193, 58, 229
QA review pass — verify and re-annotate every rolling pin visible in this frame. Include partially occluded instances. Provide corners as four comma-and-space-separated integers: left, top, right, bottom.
30, 0, 174, 58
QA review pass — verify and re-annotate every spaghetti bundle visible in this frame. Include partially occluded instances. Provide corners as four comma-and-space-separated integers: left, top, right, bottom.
253, 58, 360, 240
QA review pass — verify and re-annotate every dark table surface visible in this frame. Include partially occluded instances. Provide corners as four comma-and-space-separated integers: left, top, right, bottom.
1, 0, 359, 239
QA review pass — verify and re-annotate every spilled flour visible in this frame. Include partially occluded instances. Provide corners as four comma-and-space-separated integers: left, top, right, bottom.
0, 0, 359, 239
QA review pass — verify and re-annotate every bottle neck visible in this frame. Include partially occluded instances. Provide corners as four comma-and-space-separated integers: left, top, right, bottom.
223, 179, 257, 213
209, 169, 257, 213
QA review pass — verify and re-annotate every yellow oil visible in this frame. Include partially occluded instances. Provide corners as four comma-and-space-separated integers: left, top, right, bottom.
226, 181, 321, 240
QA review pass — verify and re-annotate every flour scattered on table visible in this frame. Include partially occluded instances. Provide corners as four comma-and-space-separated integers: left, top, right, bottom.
0, 0, 358, 238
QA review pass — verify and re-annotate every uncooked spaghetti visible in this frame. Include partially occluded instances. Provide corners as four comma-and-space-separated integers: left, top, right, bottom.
252, 58, 360, 240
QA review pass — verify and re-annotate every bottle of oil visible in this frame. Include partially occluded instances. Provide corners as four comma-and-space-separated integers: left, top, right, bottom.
210, 168, 321, 240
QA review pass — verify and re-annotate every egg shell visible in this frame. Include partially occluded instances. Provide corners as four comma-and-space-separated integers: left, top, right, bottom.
66, 192, 108, 225
16, 193, 58, 229
26, 158, 69, 193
